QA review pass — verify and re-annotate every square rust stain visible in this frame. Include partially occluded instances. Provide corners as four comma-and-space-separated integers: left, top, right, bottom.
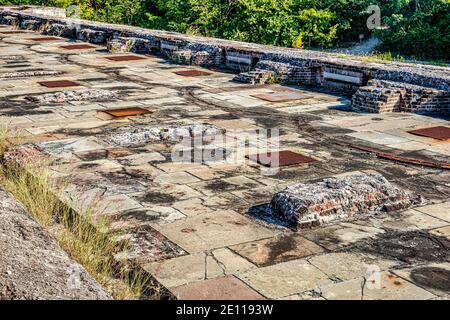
104, 55, 147, 62
102, 107, 152, 118
408, 126, 450, 141
246, 150, 317, 167
174, 70, 212, 77
38, 80, 80, 88
251, 92, 309, 102
27, 37, 62, 42
60, 44, 97, 50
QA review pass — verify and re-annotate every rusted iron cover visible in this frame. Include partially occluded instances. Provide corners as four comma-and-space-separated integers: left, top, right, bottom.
105, 55, 147, 61
174, 70, 212, 77
38, 80, 80, 88
408, 126, 450, 141
0, 30, 27, 34
103, 107, 152, 117
251, 92, 309, 102
60, 44, 97, 50
27, 37, 61, 42
246, 150, 317, 167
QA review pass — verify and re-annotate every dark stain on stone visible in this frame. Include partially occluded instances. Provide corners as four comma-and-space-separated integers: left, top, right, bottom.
112, 210, 160, 223
354, 230, 450, 264
137, 191, 177, 204
266, 234, 299, 263
2, 64, 31, 68
247, 203, 294, 229
410, 267, 450, 292
210, 113, 239, 120
203, 179, 237, 192
312, 125, 356, 135
77, 163, 99, 170
394, 176, 450, 202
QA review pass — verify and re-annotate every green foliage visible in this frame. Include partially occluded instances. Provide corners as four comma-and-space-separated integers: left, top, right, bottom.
376, 0, 450, 60
298, 8, 338, 48
2, 0, 449, 60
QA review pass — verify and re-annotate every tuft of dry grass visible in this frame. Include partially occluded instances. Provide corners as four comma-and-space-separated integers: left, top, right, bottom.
0, 127, 161, 300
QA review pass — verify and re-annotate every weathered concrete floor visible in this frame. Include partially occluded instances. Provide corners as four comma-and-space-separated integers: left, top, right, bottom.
1, 26, 449, 300
0, 188, 111, 300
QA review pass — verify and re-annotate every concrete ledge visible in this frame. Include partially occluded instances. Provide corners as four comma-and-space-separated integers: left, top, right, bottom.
271, 172, 421, 228
0, 188, 111, 300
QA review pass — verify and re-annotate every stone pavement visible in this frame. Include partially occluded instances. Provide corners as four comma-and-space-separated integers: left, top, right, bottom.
1, 26, 449, 300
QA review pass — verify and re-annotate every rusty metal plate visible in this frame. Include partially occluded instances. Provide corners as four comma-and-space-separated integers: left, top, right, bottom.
251, 92, 309, 102
59, 44, 97, 50
103, 107, 152, 117
408, 126, 450, 141
0, 30, 27, 34
27, 37, 62, 42
105, 55, 147, 62
174, 70, 212, 77
37, 80, 80, 88
246, 150, 317, 167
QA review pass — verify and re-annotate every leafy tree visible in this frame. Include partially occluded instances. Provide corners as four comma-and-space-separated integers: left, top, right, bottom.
2, 0, 449, 59
298, 8, 338, 48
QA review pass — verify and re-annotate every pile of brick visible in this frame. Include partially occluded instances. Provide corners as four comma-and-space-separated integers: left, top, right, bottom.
78, 28, 108, 44
170, 50, 192, 65
352, 86, 403, 113
253, 60, 318, 85
0, 70, 62, 79
234, 69, 275, 85
167, 42, 222, 67
107, 124, 225, 147
1, 15, 18, 25
107, 36, 160, 54
26, 89, 118, 104
0, 55, 24, 61
42, 23, 76, 38
271, 172, 420, 228
352, 80, 450, 114
107, 37, 135, 53
20, 19, 41, 30
2, 144, 47, 166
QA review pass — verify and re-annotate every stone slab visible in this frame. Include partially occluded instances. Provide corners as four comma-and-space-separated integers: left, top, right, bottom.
230, 233, 325, 267
158, 210, 276, 253
171, 275, 265, 300
238, 259, 332, 299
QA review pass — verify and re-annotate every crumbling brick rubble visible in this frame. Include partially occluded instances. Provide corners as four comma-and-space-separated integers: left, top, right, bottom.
352, 80, 450, 114
235, 60, 318, 85
0, 55, 24, 61
20, 18, 41, 30
271, 172, 421, 228
0, 70, 62, 79
234, 69, 276, 85
2, 144, 48, 166
106, 124, 225, 147
77, 28, 108, 44
26, 89, 118, 104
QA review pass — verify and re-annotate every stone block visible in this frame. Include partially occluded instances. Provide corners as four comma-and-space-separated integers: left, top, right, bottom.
271, 172, 419, 227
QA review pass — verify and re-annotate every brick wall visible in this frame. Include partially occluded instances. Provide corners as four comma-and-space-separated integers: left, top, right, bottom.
352, 80, 450, 114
